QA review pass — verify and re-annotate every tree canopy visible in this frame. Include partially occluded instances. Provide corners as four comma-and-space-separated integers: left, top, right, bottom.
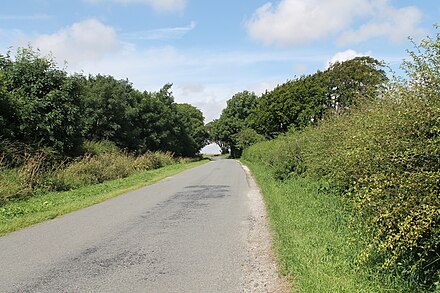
0, 48, 207, 158
209, 91, 257, 157
248, 57, 388, 138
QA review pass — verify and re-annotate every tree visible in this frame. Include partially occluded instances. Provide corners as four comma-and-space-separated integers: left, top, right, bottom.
249, 57, 388, 138
82, 74, 140, 151
176, 103, 208, 156
0, 48, 84, 156
133, 85, 204, 157
206, 119, 229, 154
249, 73, 327, 138
324, 56, 388, 114
236, 128, 265, 149
210, 91, 257, 157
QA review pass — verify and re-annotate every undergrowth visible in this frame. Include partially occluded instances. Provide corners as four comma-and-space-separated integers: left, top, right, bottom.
0, 140, 179, 205
242, 160, 419, 292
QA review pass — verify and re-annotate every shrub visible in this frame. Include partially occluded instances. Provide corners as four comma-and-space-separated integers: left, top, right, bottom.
133, 151, 174, 171
245, 27, 440, 289
243, 134, 306, 180
245, 86, 440, 287
53, 153, 135, 190
82, 140, 120, 156
52, 151, 175, 191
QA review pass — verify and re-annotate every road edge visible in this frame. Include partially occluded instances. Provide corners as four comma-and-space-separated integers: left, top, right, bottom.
239, 161, 291, 293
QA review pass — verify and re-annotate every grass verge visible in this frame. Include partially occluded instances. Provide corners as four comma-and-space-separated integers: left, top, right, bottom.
241, 159, 417, 292
0, 160, 207, 237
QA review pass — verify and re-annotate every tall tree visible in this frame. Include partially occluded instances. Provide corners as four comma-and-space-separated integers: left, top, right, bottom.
211, 91, 257, 157
0, 48, 84, 156
176, 103, 208, 156
324, 56, 388, 114
249, 56, 387, 138
82, 74, 140, 150
249, 73, 327, 138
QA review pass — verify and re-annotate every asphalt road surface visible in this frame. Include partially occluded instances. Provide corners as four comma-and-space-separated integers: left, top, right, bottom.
0, 158, 282, 292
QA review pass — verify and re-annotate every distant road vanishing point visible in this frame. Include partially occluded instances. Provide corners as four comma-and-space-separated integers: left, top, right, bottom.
0, 158, 286, 292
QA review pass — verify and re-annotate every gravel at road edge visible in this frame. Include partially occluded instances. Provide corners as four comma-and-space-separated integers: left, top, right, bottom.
240, 163, 292, 293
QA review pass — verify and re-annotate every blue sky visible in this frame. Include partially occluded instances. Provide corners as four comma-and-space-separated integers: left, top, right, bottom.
1, 0, 439, 125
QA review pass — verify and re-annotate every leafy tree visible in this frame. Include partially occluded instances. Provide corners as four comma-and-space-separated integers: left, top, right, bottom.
133, 85, 202, 157
206, 119, 229, 154
324, 56, 388, 114
0, 48, 84, 156
82, 74, 140, 151
249, 57, 387, 138
176, 103, 208, 156
210, 91, 257, 157
249, 73, 327, 138
148, 85, 192, 156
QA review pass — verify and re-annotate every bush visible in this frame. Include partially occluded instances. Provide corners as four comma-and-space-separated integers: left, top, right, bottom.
243, 36, 440, 287
0, 150, 50, 204
0, 168, 25, 205
236, 128, 266, 150
82, 140, 120, 156
52, 153, 135, 190
0, 145, 178, 200
51, 151, 175, 191
243, 134, 305, 180
133, 151, 175, 171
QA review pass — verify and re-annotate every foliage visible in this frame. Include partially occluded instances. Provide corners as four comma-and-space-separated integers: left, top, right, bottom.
0, 48, 206, 159
324, 56, 388, 114
249, 73, 327, 138
0, 48, 84, 156
241, 160, 416, 292
0, 148, 176, 203
82, 140, 120, 156
205, 119, 229, 154
82, 74, 140, 150
53, 153, 135, 190
248, 57, 387, 138
243, 31, 440, 289
133, 151, 175, 171
209, 91, 257, 157
236, 128, 266, 150
175, 103, 208, 156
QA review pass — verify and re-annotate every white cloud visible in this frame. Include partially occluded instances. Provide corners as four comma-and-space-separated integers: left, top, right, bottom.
22, 18, 119, 65
325, 49, 370, 68
123, 22, 196, 40
338, 2, 425, 45
246, 0, 424, 47
245, 0, 368, 47
179, 82, 205, 95
84, 0, 185, 12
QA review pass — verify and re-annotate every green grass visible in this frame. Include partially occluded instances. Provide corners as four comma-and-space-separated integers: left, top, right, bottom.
242, 159, 416, 292
0, 160, 207, 236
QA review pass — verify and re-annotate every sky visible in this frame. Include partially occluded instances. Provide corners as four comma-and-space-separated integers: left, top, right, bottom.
1, 0, 439, 152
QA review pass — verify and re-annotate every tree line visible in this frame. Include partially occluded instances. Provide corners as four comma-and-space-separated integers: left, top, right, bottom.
0, 48, 208, 160
209, 56, 387, 157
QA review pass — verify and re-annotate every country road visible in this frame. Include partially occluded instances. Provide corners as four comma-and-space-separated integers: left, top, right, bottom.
0, 158, 285, 292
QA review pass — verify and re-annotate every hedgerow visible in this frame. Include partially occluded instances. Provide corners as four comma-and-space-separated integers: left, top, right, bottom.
243, 29, 440, 289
